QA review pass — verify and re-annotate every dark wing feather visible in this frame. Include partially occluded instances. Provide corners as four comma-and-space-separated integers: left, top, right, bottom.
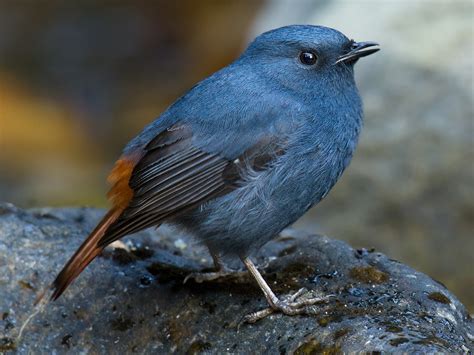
99, 124, 231, 246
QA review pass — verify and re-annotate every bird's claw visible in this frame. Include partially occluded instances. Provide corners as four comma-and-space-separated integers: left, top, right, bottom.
241, 289, 335, 324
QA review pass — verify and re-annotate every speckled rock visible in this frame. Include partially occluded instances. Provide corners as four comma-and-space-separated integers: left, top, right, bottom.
0, 203, 472, 353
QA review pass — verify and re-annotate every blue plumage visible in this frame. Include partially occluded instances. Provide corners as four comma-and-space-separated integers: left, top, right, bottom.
51, 25, 379, 319
126, 25, 366, 255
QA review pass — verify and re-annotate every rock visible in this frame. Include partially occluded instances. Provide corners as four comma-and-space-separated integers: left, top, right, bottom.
0, 203, 472, 353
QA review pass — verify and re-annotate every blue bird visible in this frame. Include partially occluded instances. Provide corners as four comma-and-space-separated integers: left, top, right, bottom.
50, 25, 379, 321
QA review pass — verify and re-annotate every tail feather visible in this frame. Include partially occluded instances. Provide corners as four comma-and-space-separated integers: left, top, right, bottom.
49, 153, 142, 300
50, 208, 122, 300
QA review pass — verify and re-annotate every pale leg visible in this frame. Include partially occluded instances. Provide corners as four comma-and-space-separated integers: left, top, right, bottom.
241, 257, 334, 323
183, 249, 246, 284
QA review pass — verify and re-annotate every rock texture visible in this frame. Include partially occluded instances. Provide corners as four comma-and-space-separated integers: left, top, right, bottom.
0, 203, 472, 353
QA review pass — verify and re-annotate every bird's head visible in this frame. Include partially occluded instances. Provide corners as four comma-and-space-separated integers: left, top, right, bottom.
242, 25, 379, 95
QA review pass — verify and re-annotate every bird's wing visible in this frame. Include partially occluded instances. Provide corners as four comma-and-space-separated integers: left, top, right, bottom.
102, 123, 233, 244
50, 122, 285, 300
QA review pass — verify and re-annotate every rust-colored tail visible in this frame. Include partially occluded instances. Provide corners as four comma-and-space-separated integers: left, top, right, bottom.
50, 208, 122, 300
49, 152, 142, 301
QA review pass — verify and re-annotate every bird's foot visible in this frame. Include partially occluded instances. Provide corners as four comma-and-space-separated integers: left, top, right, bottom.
183, 267, 247, 284
242, 288, 334, 324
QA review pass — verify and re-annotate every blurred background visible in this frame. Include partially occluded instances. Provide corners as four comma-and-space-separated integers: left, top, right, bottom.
0, 1, 472, 310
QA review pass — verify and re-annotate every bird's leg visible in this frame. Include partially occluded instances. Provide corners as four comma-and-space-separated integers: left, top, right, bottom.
183, 250, 246, 284
210, 251, 226, 271
241, 257, 333, 323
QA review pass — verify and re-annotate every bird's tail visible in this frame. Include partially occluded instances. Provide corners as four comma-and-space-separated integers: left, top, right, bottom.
49, 208, 123, 301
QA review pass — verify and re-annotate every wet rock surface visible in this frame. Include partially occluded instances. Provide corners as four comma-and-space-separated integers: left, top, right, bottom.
0, 203, 472, 353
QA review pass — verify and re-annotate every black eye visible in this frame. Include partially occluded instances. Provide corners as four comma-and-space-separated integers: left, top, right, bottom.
350, 39, 357, 49
299, 51, 317, 65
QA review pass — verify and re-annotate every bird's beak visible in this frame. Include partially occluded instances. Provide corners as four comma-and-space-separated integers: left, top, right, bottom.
335, 41, 380, 64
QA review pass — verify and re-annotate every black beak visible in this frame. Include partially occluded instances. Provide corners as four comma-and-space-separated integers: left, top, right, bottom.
335, 41, 380, 64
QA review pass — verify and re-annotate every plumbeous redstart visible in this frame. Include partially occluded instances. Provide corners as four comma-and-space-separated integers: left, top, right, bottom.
49, 25, 379, 320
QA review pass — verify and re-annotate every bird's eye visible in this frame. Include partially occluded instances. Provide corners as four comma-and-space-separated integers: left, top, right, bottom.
299, 51, 317, 65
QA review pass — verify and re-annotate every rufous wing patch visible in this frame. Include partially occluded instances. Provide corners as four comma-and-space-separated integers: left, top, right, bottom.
107, 150, 143, 209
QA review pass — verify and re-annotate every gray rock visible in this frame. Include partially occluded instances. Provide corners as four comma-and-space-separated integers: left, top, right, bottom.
0, 202, 472, 353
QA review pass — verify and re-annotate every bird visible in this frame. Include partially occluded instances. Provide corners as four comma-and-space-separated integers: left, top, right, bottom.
49, 25, 379, 321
